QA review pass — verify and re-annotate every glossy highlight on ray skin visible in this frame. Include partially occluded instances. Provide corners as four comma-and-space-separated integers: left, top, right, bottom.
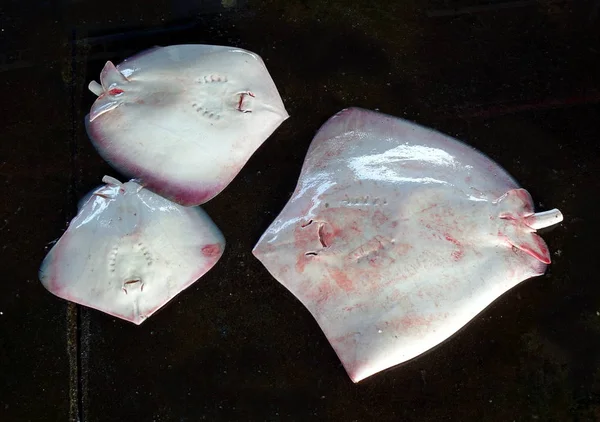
39, 176, 225, 324
253, 107, 563, 383
85, 44, 289, 207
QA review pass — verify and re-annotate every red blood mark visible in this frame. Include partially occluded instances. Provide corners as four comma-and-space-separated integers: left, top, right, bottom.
372, 210, 388, 227
444, 233, 464, 261
202, 244, 221, 258
396, 313, 438, 331
304, 278, 336, 307
419, 203, 439, 214
328, 268, 354, 292
444, 234, 460, 247
108, 88, 124, 95
295, 251, 310, 273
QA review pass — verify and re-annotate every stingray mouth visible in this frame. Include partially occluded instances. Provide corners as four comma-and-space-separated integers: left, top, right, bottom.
122, 278, 144, 294
236, 91, 255, 113
299, 219, 335, 258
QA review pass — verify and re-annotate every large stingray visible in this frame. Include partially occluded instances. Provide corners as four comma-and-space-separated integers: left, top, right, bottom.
39, 176, 225, 324
253, 107, 563, 383
85, 44, 289, 206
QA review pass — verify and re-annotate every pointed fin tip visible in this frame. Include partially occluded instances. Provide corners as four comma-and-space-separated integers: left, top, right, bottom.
315, 107, 417, 144
508, 232, 552, 264
102, 175, 123, 186
100, 60, 129, 89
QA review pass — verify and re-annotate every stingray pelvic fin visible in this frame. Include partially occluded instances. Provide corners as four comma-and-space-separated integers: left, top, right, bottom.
504, 226, 551, 264
495, 189, 563, 264
100, 61, 129, 90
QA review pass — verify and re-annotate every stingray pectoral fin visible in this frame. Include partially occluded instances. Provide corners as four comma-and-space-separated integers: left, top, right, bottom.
100, 61, 129, 90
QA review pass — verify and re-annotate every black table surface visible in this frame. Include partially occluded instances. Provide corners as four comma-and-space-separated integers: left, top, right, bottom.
1, 1, 599, 421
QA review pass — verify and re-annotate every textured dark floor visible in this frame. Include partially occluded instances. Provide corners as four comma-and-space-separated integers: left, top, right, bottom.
1, 0, 599, 421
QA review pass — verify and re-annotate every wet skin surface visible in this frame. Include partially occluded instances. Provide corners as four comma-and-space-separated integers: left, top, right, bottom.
1, 0, 599, 420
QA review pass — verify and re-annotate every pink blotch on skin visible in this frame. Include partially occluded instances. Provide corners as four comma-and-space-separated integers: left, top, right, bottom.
327, 267, 355, 292
444, 233, 465, 261
372, 210, 388, 226
202, 243, 221, 258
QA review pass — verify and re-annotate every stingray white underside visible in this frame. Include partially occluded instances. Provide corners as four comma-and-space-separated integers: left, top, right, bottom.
39, 176, 225, 324
86, 44, 289, 206
253, 108, 563, 382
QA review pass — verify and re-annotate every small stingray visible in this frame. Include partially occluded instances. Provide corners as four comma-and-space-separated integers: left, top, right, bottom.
253, 108, 563, 383
39, 176, 225, 324
85, 44, 289, 206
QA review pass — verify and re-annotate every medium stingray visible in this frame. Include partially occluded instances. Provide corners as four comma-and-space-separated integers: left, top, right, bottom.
253, 107, 563, 383
39, 176, 225, 324
85, 44, 289, 206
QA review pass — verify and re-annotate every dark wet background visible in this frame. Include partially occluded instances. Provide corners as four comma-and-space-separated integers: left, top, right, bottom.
1, 0, 599, 420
